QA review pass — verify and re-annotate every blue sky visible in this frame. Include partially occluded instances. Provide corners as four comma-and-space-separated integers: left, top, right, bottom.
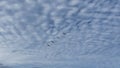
0, 0, 120, 68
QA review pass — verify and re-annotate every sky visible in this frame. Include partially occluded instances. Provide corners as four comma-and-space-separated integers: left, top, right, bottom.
0, 0, 120, 68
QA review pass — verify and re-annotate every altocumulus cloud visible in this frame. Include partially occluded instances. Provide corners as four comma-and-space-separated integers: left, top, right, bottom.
0, 0, 120, 68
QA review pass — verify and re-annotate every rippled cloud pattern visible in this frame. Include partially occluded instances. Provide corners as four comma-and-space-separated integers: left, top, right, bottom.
0, 0, 120, 68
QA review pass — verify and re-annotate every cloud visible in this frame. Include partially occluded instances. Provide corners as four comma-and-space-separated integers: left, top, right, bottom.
0, 0, 120, 68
